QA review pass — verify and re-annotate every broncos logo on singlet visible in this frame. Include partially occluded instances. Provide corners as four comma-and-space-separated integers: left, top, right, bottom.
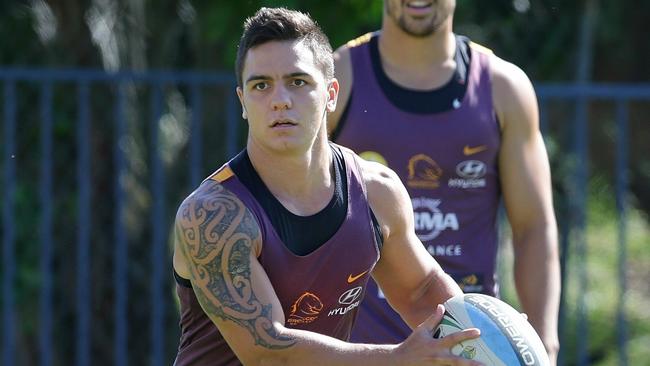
407, 154, 443, 189
287, 292, 324, 325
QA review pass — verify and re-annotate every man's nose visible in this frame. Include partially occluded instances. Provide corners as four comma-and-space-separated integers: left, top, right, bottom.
270, 85, 291, 111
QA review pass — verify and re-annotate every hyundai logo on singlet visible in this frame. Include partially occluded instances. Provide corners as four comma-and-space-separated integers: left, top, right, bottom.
412, 197, 459, 241
456, 160, 486, 178
448, 160, 487, 189
338, 286, 363, 305
328, 287, 363, 317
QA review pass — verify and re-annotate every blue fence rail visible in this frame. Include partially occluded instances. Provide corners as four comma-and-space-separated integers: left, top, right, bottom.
1, 67, 649, 365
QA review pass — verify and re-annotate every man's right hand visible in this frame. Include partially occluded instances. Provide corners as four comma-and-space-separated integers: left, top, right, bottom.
394, 304, 484, 366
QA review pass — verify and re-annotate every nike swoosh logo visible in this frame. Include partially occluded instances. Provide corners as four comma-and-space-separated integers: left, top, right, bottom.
463, 145, 488, 155
347, 270, 368, 283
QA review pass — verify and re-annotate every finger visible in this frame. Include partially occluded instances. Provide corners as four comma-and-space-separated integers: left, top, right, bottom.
418, 304, 445, 333
430, 355, 484, 366
436, 327, 481, 348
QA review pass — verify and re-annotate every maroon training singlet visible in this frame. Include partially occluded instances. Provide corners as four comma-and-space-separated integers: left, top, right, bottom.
334, 32, 501, 344
174, 145, 380, 365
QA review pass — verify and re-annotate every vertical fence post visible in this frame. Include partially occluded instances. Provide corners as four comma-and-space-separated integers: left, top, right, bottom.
574, 94, 590, 366
574, 0, 598, 360
150, 82, 165, 366
114, 82, 128, 366
39, 82, 54, 366
615, 100, 629, 366
76, 81, 91, 366
2, 79, 16, 366
557, 204, 571, 366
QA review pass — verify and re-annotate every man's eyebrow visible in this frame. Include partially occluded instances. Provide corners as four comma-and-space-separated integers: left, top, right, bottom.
244, 72, 313, 84
286, 72, 312, 79
245, 74, 270, 84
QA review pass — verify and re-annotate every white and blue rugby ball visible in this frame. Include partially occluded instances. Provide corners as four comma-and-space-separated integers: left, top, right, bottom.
433, 293, 550, 366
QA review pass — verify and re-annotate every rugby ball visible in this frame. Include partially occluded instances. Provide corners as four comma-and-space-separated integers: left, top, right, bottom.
433, 293, 550, 366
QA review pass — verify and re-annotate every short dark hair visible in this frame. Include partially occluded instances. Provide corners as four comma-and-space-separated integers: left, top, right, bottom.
235, 7, 334, 87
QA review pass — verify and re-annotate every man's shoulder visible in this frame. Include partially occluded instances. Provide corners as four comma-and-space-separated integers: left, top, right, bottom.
490, 54, 530, 86
330, 32, 377, 132
176, 166, 241, 219
175, 166, 263, 251
467, 40, 494, 57
487, 53, 536, 112
343, 32, 375, 49
354, 153, 413, 242
459, 36, 529, 89
355, 156, 403, 200
333, 31, 376, 60
486, 54, 539, 132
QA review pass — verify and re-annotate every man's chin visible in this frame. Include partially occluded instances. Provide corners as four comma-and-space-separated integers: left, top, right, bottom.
267, 140, 306, 155
398, 19, 437, 37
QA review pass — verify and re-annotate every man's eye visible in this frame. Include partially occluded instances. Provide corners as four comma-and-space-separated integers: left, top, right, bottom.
291, 79, 306, 87
253, 82, 268, 90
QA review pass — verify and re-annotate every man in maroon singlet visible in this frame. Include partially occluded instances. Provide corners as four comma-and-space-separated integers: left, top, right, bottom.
328, 1, 560, 364
172, 7, 483, 366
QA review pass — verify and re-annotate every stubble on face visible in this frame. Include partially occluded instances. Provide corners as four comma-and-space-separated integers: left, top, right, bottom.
385, 0, 454, 37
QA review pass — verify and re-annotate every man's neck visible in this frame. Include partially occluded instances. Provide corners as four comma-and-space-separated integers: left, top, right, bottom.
246, 135, 334, 216
378, 17, 456, 89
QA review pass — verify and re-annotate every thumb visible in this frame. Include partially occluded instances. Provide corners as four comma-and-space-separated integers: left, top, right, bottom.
418, 304, 446, 335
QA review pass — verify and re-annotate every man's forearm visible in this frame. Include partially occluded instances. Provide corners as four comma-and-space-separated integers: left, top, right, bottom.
242, 326, 398, 366
513, 227, 561, 364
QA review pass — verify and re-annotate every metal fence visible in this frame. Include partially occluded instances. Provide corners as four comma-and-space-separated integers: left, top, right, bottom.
1, 68, 240, 366
1, 67, 649, 365
536, 84, 650, 366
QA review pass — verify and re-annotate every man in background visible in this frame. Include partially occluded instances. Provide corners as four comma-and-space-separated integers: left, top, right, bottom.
328, 0, 560, 363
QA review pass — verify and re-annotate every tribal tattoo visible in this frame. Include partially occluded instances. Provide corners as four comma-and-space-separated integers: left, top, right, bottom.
176, 180, 296, 349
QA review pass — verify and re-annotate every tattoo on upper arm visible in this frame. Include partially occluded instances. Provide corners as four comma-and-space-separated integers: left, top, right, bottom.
176, 181, 295, 349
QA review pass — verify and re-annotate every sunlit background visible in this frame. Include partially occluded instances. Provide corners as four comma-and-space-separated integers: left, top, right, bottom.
1, 1, 648, 365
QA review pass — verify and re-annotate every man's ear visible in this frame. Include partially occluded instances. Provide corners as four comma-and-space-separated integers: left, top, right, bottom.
236, 86, 247, 119
326, 78, 340, 113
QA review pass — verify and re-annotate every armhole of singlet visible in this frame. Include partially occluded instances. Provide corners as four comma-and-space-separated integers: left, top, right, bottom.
174, 268, 192, 288
369, 208, 383, 253
338, 144, 384, 254
468, 41, 502, 133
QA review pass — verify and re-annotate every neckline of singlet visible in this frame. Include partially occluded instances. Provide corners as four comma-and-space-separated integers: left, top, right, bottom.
331, 33, 471, 141
229, 144, 349, 257
369, 32, 471, 114
173, 146, 347, 287
234, 144, 346, 222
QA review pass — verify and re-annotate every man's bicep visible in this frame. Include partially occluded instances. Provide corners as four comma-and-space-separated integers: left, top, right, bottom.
364, 163, 459, 325
500, 131, 554, 229
492, 59, 554, 229
175, 182, 296, 357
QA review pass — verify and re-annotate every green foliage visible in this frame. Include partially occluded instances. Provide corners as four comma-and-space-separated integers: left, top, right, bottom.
190, 0, 383, 71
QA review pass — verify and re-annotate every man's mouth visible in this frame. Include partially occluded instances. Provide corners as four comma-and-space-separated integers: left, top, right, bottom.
406, 0, 432, 10
271, 119, 297, 127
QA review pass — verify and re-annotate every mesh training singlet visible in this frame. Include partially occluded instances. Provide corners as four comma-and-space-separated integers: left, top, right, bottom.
174, 145, 381, 365
334, 32, 501, 344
